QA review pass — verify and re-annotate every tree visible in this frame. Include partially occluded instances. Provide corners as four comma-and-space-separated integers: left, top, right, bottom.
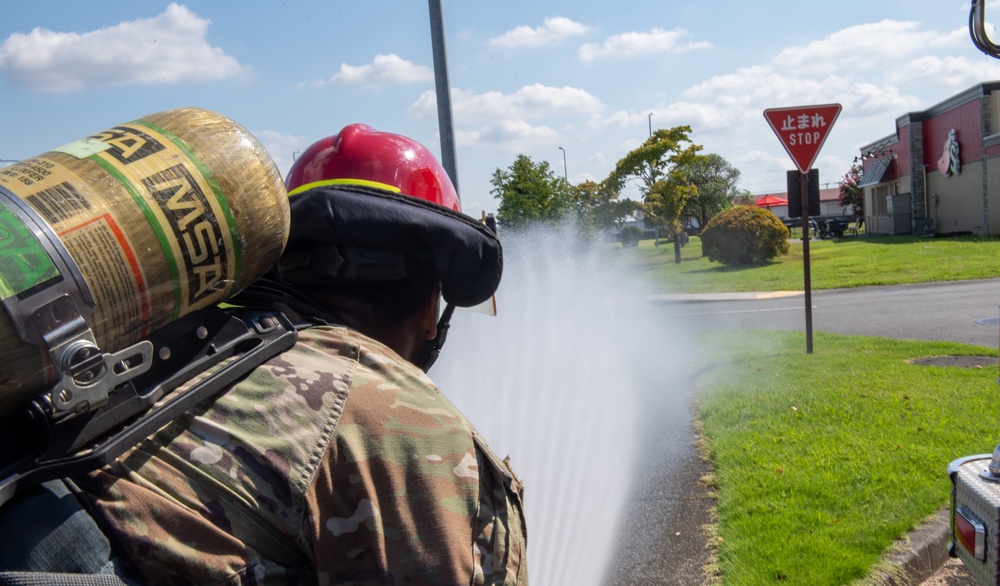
680, 153, 741, 231
839, 161, 864, 217
606, 126, 702, 263
571, 179, 639, 237
491, 154, 573, 231
730, 189, 755, 207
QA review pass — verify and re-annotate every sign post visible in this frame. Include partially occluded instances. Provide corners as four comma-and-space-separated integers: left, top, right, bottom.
764, 103, 842, 354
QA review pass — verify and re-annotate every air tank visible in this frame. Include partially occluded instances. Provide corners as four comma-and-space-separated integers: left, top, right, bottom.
0, 107, 290, 417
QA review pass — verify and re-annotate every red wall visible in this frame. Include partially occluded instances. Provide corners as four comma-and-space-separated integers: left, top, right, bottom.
897, 124, 910, 176
922, 99, 982, 167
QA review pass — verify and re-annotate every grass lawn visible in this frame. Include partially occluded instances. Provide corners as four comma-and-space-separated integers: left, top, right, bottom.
695, 329, 1000, 585
621, 231, 1000, 583
620, 234, 1000, 293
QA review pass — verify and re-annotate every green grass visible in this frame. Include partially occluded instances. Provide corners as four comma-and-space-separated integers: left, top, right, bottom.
695, 329, 1000, 585
621, 232, 1000, 583
620, 234, 1000, 293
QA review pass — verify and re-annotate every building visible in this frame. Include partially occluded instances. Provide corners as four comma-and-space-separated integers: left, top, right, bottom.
859, 80, 1000, 236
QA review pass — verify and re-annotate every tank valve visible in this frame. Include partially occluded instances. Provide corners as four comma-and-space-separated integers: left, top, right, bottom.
986, 443, 1000, 479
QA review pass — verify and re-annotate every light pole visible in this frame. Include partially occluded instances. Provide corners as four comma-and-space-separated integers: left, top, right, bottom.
648, 113, 653, 137
428, 0, 460, 198
558, 147, 567, 181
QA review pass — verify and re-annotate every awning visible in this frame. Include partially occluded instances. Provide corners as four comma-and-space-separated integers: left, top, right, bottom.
858, 158, 893, 187
755, 194, 788, 208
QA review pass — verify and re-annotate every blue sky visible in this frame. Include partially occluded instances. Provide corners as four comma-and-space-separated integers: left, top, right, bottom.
2, 1, 999, 220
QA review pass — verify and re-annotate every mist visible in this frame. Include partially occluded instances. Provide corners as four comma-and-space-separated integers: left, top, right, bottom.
433, 225, 698, 584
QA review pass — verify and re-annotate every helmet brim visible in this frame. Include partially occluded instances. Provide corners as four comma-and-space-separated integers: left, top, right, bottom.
278, 185, 502, 308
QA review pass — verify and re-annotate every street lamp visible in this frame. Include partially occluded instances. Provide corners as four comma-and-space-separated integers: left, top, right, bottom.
558, 146, 567, 181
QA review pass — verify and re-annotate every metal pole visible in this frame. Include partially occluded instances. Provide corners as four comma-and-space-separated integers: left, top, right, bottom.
428, 0, 460, 199
558, 147, 567, 181
800, 171, 814, 354
648, 113, 653, 137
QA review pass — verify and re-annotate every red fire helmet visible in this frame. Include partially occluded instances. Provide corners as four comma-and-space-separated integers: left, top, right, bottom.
285, 123, 460, 212
276, 124, 501, 309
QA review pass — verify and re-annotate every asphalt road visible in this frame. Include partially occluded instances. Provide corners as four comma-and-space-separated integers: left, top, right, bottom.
606, 279, 1000, 585
668, 278, 1000, 349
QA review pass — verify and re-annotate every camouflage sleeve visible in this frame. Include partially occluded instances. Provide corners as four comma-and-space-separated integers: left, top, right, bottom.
75, 325, 526, 585
303, 337, 528, 585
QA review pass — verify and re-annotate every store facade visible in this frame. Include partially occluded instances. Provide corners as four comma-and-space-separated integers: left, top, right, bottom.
859, 80, 1000, 236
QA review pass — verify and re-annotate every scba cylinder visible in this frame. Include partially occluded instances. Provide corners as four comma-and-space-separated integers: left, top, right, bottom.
0, 108, 290, 417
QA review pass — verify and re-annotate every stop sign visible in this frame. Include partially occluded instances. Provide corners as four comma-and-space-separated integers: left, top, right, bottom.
764, 104, 842, 174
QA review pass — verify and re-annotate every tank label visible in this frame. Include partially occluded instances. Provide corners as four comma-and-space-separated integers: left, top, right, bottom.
86, 123, 237, 315
52, 138, 112, 159
0, 161, 152, 342
140, 163, 225, 306
0, 200, 60, 299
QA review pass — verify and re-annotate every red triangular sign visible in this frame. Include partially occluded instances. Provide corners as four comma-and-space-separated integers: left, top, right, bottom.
764, 104, 842, 174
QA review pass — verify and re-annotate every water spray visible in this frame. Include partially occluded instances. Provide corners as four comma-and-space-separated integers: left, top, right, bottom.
434, 225, 696, 585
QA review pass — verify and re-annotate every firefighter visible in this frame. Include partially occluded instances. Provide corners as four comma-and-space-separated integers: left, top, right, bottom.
0, 124, 526, 584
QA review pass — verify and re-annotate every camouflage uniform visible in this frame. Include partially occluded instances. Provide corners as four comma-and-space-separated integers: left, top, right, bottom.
76, 325, 528, 585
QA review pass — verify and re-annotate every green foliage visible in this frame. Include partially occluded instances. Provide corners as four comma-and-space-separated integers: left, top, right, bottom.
619, 225, 642, 248
680, 153, 741, 230
700, 205, 790, 266
839, 161, 864, 216
572, 180, 639, 236
606, 126, 703, 262
730, 189, 755, 207
606, 126, 702, 231
491, 154, 573, 231
491, 155, 635, 235
697, 329, 999, 585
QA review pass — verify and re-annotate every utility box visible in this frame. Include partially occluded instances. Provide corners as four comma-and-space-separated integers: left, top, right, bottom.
888, 194, 912, 235
949, 454, 1000, 585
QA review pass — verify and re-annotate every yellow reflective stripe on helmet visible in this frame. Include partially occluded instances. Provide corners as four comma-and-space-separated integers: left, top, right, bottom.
287, 178, 402, 197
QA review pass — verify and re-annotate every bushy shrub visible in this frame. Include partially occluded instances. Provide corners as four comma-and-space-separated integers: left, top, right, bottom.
700, 206, 790, 266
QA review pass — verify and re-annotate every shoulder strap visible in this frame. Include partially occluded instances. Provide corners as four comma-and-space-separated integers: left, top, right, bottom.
0, 306, 298, 508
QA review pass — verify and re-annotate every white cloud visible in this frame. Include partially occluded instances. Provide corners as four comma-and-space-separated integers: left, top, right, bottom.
0, 3, 245, 92
488, 17, 592, 49
578, 28, 711, 62
312, 54, 433, 89
676, 65, 920, 124
456, 120, 560, 152
253, 129, 306, 179
889, 54, 1000, 87
564, 18, 983, 193
771, 20, 953, 76
838, 81, 922, 115
410, 84, 604, 122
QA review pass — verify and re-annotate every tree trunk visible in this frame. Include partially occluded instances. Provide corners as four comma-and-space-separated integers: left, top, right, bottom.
701, 210, 710, 256
673, 232, 682, 264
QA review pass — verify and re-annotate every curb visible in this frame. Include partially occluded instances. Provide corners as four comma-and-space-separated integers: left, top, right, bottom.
875, 509, 952, 585
649, 291, 803, 303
